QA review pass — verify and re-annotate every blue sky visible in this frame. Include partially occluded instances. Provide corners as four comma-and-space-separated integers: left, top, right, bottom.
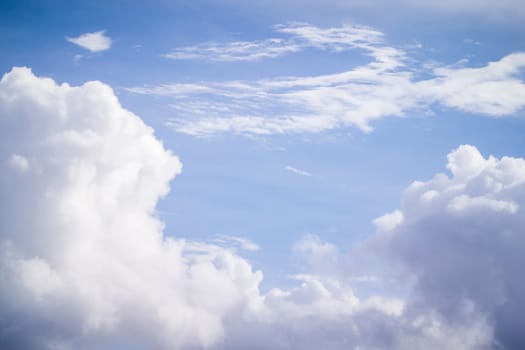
1, 1, 525, 349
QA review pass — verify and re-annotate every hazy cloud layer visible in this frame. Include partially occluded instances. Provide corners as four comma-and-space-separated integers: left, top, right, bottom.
1, 68, 524, 349
130, 24, 525, 137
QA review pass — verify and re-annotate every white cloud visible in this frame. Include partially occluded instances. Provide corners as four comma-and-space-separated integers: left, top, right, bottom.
421, 53, 525, 116
220, 241, 492, 350
7, 154, 29, 173
66, 30, 112, 52
130, 24, 525, 137
285, 165, 312, 176
373, 209, 404, 232
292, 234, 338, 274
2, 68, 523, 350
164, 23, 386, 62
373, 144, 525, 349
210, 234, 260, 252
164, 38, 301, 62
0, 67, 261, 349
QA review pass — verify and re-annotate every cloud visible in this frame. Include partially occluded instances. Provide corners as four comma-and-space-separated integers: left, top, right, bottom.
217, 144, 525, 349
7, 154, 29, 173
210, 234, 260, 252
285, 165, 312, 176
422, 53, 525, 116
130, 24, 525, 137
220, 235, 492, 350
1, 68, 522, 350
0, 67, 262, 350
66, 30, 112, 52
163, 23, 385, 62
373, 144, 525, 349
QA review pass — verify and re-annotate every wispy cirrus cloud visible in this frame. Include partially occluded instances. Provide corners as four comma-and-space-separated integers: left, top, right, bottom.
285, 166, 312, 177
66, 30, 112, 52
163, 22, 390, 62
164, 37, 301, 62
130, 24, 525, 137
210, 234, 261, 252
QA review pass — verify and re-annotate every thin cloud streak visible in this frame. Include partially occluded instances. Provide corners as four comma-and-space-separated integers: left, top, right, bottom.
285, 166, 312, 177
211, 234, 261, 252
163, 22, 387, 62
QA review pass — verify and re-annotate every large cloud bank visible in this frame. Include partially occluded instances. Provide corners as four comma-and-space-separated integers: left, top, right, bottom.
1, 68, 524, 349
0, 68, 262, 349
375, 144, 525, 349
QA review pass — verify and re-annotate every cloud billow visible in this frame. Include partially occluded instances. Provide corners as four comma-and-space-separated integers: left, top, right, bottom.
0, 67, 261, 349
1, 68, 524, 349
374, 145, 525, 349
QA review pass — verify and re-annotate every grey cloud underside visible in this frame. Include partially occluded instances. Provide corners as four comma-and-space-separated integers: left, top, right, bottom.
131, 23, 525, 136
1, 68, 525, 349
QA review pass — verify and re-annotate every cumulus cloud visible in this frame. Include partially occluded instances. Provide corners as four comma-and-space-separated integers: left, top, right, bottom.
220, 234, 492, 350
66, 30, 112, 52
374, 144, 525, 349
130, 24, 525, 137
0, 67, 262, 349
2, 68, 523, 350
164, 38, 301, 62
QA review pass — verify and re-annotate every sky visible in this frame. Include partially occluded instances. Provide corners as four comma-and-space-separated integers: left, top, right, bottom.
1, 0, 525, 349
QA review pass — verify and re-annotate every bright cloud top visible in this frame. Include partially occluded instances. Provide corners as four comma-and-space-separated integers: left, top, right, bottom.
66, 30, 112, 52
130, 24, 525, 136
0, 67, 259, 349
2, 68, 525, 349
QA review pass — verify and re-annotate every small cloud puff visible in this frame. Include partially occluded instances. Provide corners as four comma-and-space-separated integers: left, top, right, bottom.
66, 30, 112, 52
